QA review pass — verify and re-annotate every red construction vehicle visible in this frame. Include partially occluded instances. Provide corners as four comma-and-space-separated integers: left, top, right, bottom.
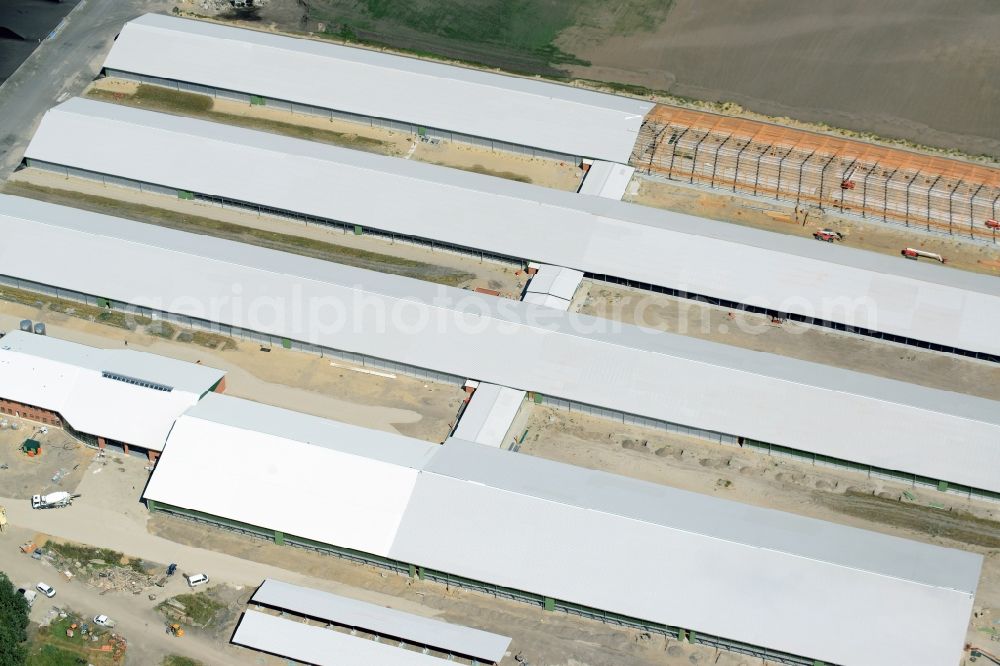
986, 219, 999, 230
840, 164, 858, 190
813, 228, 844, 242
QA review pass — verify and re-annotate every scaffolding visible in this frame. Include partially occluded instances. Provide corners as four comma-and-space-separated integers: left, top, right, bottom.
632, 106, 1000, 242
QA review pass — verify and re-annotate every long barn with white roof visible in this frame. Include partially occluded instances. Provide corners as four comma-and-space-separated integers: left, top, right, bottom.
144, 392, 981, 666
101, 13, 651, 164
21, 98, 1000, 362
0, 329, 224, 458
3, 194, 1000, 500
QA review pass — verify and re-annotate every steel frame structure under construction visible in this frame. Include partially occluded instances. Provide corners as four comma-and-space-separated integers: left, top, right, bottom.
632, 107, 1000, 243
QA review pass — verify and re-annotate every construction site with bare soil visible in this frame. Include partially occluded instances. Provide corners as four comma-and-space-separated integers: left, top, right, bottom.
1, 6, 1000, 666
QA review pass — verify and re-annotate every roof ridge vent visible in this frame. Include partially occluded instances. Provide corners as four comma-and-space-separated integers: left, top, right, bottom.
101, 370, 173, 392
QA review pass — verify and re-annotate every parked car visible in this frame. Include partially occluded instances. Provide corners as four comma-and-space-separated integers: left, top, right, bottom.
17, 588, 37, 607
166, 563, 177, 576
185, 573, 208, 588
93, 615, 116, 628
36, 582, 55, 598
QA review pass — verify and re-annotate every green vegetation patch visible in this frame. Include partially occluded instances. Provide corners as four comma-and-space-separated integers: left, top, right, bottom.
158, 593, 226, 628
147, 320, 178, 339
26, 616, 122, 666
0, 283, 154, 333
0, 287, 45, 308
819, 489, 1000, 549
2, 181, 475, 288
161, 656, 203, 666
88, 85, 212, 114
190, 331, 237, 351
87, 86, 392, 154
1, 572, 30, 666
44, 540, 146, 575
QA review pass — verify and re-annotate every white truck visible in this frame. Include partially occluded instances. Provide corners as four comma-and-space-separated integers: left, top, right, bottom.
30, 492, 79, 509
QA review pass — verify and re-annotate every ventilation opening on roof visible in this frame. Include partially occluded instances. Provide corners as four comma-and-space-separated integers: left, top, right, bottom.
101, 371, 173, 392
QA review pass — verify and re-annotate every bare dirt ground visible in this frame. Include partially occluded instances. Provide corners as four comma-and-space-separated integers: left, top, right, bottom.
0, 426, 91, 500
573, 279, 1000, 400
89, 77, 584, 192
627, 176, 1000, 276
558, 0, 1000, 159
0, 305, 465, 443
8, 169, 528, 299
518, 404, 1000, 655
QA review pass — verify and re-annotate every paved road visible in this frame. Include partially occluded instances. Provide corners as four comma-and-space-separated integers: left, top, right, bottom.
0, 0, 170, 179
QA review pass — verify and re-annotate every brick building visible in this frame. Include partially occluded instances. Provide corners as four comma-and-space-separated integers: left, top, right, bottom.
0, 330, 226, 460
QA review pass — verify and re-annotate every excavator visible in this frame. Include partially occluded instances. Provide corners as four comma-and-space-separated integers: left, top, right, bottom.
168, 623, 185, 638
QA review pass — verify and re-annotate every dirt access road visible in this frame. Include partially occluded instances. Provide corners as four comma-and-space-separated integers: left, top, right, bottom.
1, 524, 238, 666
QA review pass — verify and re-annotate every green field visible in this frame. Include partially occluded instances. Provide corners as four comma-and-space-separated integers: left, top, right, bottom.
297, 0, 671, 76
27, 617, 122, 666
310, 0, 584, 74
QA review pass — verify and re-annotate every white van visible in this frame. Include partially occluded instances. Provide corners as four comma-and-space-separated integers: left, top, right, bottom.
185, 573, 209, 588
36, 582, 55, 598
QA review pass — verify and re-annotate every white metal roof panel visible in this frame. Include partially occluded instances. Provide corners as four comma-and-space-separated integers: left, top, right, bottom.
393, 445, 977, 666
5, 195, 1000, 493
0, 329, 224, 393
525, 265, 584, 301
23, 99, 1000, 358
103, 14, 651, 162
452, 383, 525, 447
427, 440, 980, 592
0, 331, 222, 450
144, 395, 432, 554
520, 292, 570, 310
577, 160, 635, 200
149, 423, 980, 665
232, 610, 455, 666
251, 579, 511, 662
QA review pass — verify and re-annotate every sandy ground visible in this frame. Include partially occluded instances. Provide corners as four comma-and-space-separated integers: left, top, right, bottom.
558, 0, 1000, 158
627, 175, 1000, 276
90, 77, 584, 192
573, 279, 1000, 400
10, 168, 529, 299
0, 306, 465, 443
0, 426, 90, 500
0, 447, 753, 666
517, 404, 1000, 656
